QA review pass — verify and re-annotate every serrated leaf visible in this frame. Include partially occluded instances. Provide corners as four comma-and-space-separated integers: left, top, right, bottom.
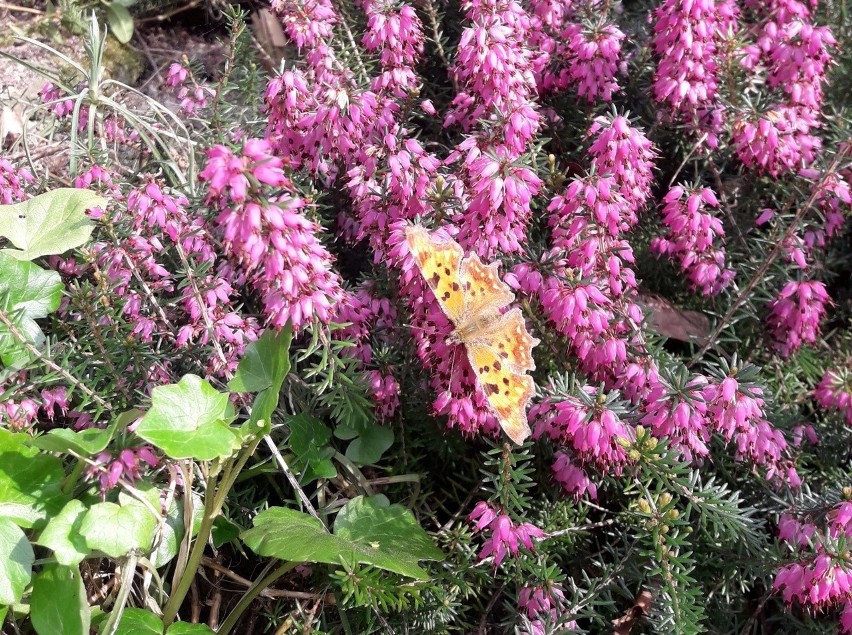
136, 374, 239, 460
0, 254, 63, 367
0, 428, 66, 528
115, 608, 162, 635
104, 3, 134, 44
0, 518, 33, 605
30, 563, 89, 635
0, 189, 104, 260
242, 496, 443, 580
79, 500, 156, 558
36, 500, 89, 566
229, 327, 293, 393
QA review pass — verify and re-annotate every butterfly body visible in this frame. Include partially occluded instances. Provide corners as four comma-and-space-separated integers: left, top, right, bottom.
405, 224, 539, 444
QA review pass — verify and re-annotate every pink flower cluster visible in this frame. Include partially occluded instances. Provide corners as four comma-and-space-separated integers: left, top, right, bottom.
200, 139, 343, 331
165, 62, 214, 116
469, 500, 545, 567
651, 0, 736, 146
766, 280, 830, 358
518, 583, 575, 634
734, 0, 837, 175
0, 158, 33, 204
814, 368, 852, 426
774, 501, 852, 611
650, 185, 734, 296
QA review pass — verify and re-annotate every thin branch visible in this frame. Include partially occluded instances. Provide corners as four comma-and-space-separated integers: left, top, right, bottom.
201, 557, 331, 601
0, 308, 112, 411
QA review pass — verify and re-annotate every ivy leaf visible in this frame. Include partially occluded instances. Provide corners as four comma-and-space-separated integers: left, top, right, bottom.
0, 518, 33, 605
211, 516, 241, 548
229, 327, 293, 393
242, 496, 443, 579
289, 414, 336, 483
0, 188, 104, 260
30, 563, 90, 635
0, 428, 66, 528
343, 422, 393, 466
79, 500, 156, 558
0, 254, 63, 367
115, 608, 162, 635
135, 374, 239, 460
36, 500, 89, 566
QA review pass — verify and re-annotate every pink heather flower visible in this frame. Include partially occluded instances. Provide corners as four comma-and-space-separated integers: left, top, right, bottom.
563, 22, 626, 103
89, 446, 159, 493
774, 499, 852, 611
202, 139, 343, 331
551, 453, 598, 499
334, 287, 402, 421
362, 0, 424, 70
165, 62, 189, 87
843, 602, 852, 635
804, 172, 851, 250
0, 158, 34, 204
587, 114, 657, 216
40, 387, 70, 421
814, 368, 852, 426
531, 386, 633, 472
791, 423, 818, 447
0, 398, 39, 430
641, 373, 711, 461
651, 0, 735, 145
39, 82, 75, 118
451, 139, 542, 259
733, 106, 822, 176
702, 365, 767, 442
469, 501, 544, 567
271, 0, 338, 50
651, 185, 734, 296
550, 173, 632, 237
766, 280, 830, 358
767, 20, 837, 111
444, 0, 540, 143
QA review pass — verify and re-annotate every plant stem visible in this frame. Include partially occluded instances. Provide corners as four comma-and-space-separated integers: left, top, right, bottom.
61, 459, 85, 495
218, 561, 297, 634
101, 554, 139, 635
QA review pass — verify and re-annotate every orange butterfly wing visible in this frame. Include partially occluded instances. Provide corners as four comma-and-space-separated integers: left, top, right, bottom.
405, 225, 465, 324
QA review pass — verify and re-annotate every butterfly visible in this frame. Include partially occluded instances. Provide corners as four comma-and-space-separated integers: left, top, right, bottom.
405, 224, 539, 444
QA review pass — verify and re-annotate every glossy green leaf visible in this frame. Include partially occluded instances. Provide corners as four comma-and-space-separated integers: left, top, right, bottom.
0, 428, 66, 528
79, 500, 156, 558
136, 374, 239, 460
0, 189, 104, 260
211, 516, 241, 548
104, 3, 133, 44
0, 518, 33, 605
242, 496, 443, 579
149, 495, 188, 568
333, 496, 443, 568
36, 500, 89, 566
289, 414, 336, 483
343, 423, 393, 466
32, 426, 115, 456
114, 608, 162, 635
30, 563, 90, 635
0, 254, 63, 367
228, 327, 293, 393
167, 623, 216, 634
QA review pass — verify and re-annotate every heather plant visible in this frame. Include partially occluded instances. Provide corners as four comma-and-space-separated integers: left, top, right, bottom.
0, 0, 850, 633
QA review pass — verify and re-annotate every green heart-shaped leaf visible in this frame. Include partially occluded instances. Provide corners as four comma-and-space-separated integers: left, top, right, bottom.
0, 189, 104, 260
136, 374, 239, 460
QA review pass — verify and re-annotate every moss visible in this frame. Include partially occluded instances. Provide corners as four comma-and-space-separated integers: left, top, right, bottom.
102, 36, 145, 85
